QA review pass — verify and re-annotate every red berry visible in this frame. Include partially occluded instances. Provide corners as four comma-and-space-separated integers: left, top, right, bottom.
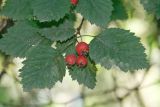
76, 42, 89, 56
76, 56, 88, 67
70, 0, 78, 5
65, 54, 77, 66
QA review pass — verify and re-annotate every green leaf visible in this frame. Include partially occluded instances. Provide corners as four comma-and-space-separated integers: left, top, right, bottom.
76, 0, 113, 27
0, 0, 32, 20
57, 37, 77, 54
111, 0, 128, 20
90, 28, 148, 72
20, 41, 66, 91
69, 59, 96, 89
40, 20, 75, 42
32, 0, 71, 22
140, 0, 160, 19
0, 21, 44, 57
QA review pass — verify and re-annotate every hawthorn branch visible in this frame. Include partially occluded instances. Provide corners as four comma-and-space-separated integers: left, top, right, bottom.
75, 17, 85, 41
112, 71, 123, 107
135, 89, 146, 107
76, 17, 85, 35
87, 99, 116, 107
140, 80, 160, 89
50, 87, 85, 106
0, 70, 5, 80
52, 95, 82, 105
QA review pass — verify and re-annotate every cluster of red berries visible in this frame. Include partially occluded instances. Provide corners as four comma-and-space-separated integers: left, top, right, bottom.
65, 42, 89, 68
70, 0, 78, 5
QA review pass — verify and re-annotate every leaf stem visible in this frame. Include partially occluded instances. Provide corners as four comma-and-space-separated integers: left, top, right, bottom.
59, 40, 75, 53
77, 35, 95, 38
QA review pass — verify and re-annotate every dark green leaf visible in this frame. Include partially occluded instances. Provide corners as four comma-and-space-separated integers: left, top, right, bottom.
57, 37, 77, 54
0, 0, 32, 20
0, 21, 44, 57
40, 20, 75, 42
140, 0, 160, 19
90, 28, 148, 72
20, 41, 66, 91
32, 0, 70, 22
76, 0, 113, 27
69, 59, 96, 89
111, 0, 128, 20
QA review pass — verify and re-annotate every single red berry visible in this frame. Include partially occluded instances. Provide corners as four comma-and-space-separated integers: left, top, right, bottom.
76, 56, 88, 68
65, 54, 77, 66
76, 42, 89, 56
70, 0, 78, 5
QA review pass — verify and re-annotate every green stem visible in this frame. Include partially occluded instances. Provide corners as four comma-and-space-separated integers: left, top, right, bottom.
77, 35, 96, 38
59, 40, 75, 54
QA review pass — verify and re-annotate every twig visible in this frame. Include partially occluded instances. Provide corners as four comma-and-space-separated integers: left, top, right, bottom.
0, 70, 5, 80
81, 86, 86, 107
76, 17, 85, 35
75, 17, 85, 42
52, 95, 82, 105
112, 71, 123, 107
86, 99, 116, 107
140, 80, 160, 89
135, 90, 146, 107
